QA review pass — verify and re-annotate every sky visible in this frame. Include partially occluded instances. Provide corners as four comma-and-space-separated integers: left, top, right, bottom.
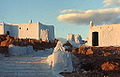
0, 0, 120, 39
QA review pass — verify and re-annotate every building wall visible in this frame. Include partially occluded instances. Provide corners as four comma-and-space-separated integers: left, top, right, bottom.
0, 24, 4, 35
40, 29, 48, 41
18, 23, 39, 40
0, 22, 55, 41
4, 24, 18, 37
39, 23, 55, 41
87, 24, 120, 46
10, 25, 18, 37
47, 26, 54, 41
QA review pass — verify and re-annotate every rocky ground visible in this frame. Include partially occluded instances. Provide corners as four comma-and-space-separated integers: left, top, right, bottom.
0, 34, 120, 77
60, 46, 120, 77
0, 34, 58, 55
0, 34, 57, 48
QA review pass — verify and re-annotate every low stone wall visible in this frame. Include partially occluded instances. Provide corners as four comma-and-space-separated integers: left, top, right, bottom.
9, 45, 34, 56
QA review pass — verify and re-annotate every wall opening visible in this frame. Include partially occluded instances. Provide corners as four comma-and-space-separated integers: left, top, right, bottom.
19, 27, 21, 29
92, 32, 99, 46
6, 31, 10, 35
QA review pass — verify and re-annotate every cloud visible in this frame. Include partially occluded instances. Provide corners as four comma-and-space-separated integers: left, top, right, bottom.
57, 8, 120, 25
103, 0, 120, 6
59, 9, 83, 13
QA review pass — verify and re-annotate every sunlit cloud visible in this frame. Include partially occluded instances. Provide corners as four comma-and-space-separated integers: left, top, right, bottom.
103, 0, 120, 6
57, 8, 120, 25
59, 9, 83, 13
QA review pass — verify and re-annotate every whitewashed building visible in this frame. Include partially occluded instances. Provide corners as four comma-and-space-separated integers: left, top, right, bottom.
87, 21, 120, 46
0, 21, 55, 41
67, 34, 83, 47
67, 34, 82, 43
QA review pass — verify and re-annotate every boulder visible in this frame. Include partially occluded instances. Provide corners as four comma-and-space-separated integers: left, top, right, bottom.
86, 49, 94, 55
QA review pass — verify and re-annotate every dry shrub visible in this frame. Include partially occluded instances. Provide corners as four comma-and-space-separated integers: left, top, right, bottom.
79, 46, 87, 54
101, 62, 119, 71
78, 46, 93, 55
72, 48, 79, 53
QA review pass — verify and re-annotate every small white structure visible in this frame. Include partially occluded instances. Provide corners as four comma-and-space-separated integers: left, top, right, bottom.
74, 34, 82, 43
67, 34, 83, 47
67, 34, 75, 41
87, 21, 120, 46
67, 34, 82, 43
0, 21, 55, 41
47, 41, 73, 76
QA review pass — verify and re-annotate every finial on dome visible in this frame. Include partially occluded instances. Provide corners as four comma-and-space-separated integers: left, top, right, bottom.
90, 21, 93, 28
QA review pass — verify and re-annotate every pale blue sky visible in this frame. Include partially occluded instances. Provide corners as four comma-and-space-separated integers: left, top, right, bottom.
0, 0, 116, 39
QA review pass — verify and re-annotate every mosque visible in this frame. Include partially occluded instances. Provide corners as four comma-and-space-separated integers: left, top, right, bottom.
0, 20, 55, 41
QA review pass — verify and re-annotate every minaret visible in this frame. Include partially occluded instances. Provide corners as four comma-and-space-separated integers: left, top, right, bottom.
90, 21, 93, 28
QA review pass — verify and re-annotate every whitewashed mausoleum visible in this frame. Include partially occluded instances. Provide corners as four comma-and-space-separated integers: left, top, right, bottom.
0, 21, 55, 41
87, 21, 120, 46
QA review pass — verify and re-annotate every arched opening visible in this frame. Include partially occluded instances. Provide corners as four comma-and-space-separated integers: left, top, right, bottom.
92, 32, 99, 46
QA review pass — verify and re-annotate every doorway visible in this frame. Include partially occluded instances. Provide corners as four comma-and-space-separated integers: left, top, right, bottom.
6, 31, 10, 35
92, 32, 99, 46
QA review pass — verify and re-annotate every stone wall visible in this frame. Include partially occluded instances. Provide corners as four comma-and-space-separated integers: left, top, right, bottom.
0, 22, 55, 41
9, 45, 34, 56
40, 23, 55, 41
18, 23, 39, 40
40, 29, 48, 41
0, 24, 4, 35
87, 23, 120, 46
